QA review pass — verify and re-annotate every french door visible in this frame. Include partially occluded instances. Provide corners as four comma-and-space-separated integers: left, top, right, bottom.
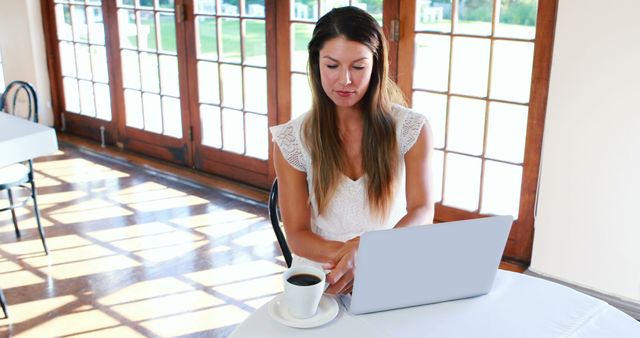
397, 0, 557, 262
113, 0, 192, 164
42, 0, 557, 264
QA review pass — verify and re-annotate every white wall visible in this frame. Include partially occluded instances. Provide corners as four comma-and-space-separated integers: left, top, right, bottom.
531, 0, 640, 302
0, 0, 53, 126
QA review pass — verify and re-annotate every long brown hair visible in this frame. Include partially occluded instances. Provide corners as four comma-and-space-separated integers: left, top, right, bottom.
304, 6, 406, 217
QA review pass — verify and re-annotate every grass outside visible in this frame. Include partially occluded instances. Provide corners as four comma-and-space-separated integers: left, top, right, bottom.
126, 16, 266, 60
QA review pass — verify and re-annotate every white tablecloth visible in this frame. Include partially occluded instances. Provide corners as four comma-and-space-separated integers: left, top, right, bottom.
230, 270, 640, 337
0, 113, 58, 167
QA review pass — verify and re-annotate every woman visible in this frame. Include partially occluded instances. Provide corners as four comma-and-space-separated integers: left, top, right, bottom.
271, 6, 435, 295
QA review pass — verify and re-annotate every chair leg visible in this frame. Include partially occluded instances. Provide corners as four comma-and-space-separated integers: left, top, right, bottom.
7, 188, 21, 238
30, 181, 48, 255
0, 288, 8, 318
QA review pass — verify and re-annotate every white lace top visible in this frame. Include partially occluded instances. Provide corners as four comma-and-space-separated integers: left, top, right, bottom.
270, 104, 426, 266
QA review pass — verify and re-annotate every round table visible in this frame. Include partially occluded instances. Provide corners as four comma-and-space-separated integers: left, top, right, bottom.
230, 270, 640, 338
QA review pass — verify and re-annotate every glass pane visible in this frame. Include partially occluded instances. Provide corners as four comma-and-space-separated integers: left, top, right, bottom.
158, 13, 177, 53
292, 0, 318, 21
197, 61, 220, 104
162, 96, 182, 138
495, 0, 538, 39
221, 0, 240, 15
195, 0, 216, 14
244, 0, 265, 18
433, 149, 444, 202
352, 0, 382, 25
140, 52, 160, 93
125, 89, 143, 128
486, 102, 527, 163
159, 0, 175, 10
245, 113, 268, 160
243, 67, 267, 114
412, 91, 447, 149
94, 82, 112, 121
63, 77, 80, 113
291, 23, 313, 73
79, 80, 96, 116
138, 0, 153, 9
59, 41, 77, 77
291, 73, 311, 118
447, 96, 485, 155
196, 16, 218, 60
320, 0, 348, 16
413, 34, 450, 92
86, 6, 105, 45
443, 153, 481, 211
481, 160, 522, 218
490, 41, 533, 103
415, 0, 451, 33
56, 5, 73, 40
75, 43, 92, 80
455, 0, 492, 36
72, 5, 89, 42
91, 45, 109, 83
220, 64, 243, 109
450, 37, 490, 97
142, 92, 162, 134
159, 55, 179, 96
220, 18, 241, 63
222, 108, 244, 154
200, 104, 222, 148
244, 20, 266, 67
118, 0, 135, 7
118, 9, 138, 49
121, 50, 141, 89
139, 11, 157, 51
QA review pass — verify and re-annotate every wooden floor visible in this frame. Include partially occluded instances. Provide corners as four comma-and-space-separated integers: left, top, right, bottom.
0, 138, 525, 338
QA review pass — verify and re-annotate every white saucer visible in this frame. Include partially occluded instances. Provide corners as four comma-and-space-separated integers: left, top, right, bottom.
268, 294, 339, 328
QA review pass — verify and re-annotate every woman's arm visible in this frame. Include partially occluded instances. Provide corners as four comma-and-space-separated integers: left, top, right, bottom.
273, 143, 343, 263
394, 122, 436, 228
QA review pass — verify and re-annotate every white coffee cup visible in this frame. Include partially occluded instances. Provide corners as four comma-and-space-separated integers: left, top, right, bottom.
282, 265, 326, 319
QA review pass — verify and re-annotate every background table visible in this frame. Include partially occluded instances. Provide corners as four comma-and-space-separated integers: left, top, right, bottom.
0, 113, 58, 167
230, 270, 640, 337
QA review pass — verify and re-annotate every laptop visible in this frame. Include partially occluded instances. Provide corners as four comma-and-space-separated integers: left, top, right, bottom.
341, 215, 513, 315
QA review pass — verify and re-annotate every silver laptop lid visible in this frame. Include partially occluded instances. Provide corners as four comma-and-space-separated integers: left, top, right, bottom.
348, 215, 513, 315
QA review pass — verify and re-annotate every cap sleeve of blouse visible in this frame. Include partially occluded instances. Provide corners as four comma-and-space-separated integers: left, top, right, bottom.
396, 105, 427, 155
270, 119, 307, 172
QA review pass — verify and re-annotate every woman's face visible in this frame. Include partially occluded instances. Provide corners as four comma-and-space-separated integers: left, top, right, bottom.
318, 36, 374, 110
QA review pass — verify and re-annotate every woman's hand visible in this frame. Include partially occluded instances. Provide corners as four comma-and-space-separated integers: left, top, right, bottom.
323, 237, 360, 295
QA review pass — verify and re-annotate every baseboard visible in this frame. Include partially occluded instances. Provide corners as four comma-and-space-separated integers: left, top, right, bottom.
525, 270, 640, 321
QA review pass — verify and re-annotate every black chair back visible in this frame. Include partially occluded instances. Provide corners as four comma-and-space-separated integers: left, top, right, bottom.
0, 80, 38, 122
269, 179, 293, 267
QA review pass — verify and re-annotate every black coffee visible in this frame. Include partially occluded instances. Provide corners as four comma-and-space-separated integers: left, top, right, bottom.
287, 273, 321, 286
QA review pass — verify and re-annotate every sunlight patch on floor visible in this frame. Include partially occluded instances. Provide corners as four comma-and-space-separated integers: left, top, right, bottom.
16, 309, 121, 338
185, 260, 285, 288
47, 255, 141, 280
2, 295, 77, 325
109, 290, 226, 322
108, 182, 186, 204
48, 198, 133, 223
139, 305, 250, 337
213, 274, 283, 301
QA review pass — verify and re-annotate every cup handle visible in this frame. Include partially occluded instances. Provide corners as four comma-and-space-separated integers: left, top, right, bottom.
323, 269, 331, 292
